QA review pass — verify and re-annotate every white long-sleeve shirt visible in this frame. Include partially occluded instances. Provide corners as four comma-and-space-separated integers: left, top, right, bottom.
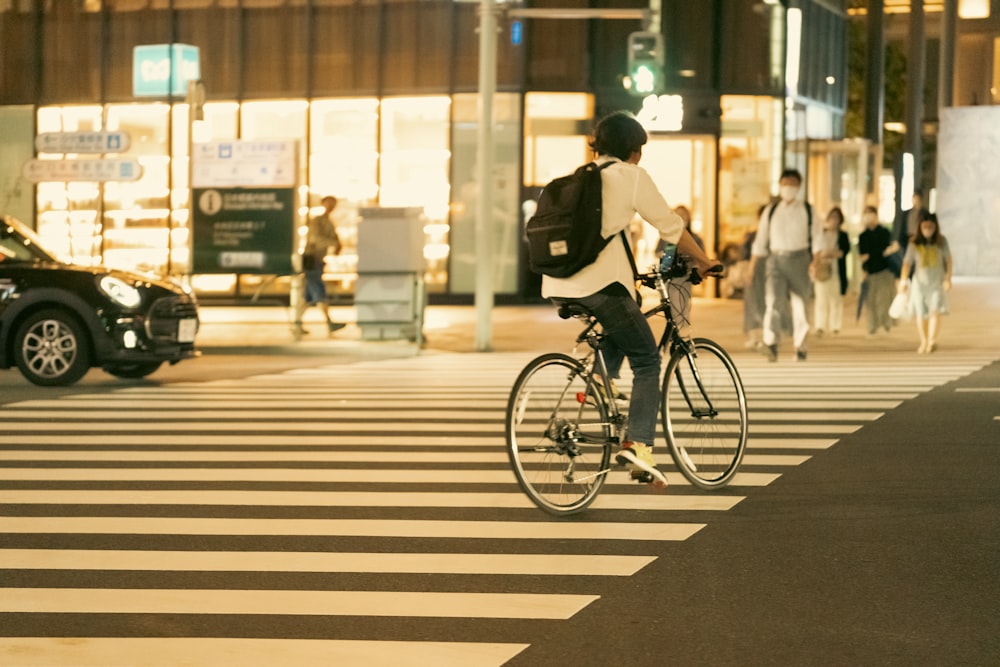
751, 199, 822, 257
541, 156, 685, 299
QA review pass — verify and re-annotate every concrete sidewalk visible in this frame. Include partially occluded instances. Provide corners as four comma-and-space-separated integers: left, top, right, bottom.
195, 277, 1000, 360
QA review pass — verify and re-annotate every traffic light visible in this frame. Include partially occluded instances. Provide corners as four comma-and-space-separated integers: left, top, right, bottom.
626, 31, 664, 96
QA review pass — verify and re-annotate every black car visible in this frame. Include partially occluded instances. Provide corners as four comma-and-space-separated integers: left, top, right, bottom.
0, 215, 199, 386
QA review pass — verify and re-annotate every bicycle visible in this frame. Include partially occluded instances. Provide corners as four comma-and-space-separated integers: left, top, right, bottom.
505, 253, 749, 516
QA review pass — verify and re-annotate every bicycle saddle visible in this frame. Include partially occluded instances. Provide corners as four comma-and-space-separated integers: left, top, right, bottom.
554, 301, 592, 320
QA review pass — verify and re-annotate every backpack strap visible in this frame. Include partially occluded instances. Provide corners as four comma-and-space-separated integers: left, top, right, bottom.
620, 230, 639, 279
593, 158, 636, 278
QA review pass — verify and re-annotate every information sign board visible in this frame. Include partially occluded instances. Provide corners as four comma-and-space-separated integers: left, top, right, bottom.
191, 187, 295, 274
133, 44, 200, 97
34, 131, 131, 154
22, 158, 144, 183
192, 140, 298, 188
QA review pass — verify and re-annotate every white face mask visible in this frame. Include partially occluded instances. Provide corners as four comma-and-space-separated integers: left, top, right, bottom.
779, 185, 799, 202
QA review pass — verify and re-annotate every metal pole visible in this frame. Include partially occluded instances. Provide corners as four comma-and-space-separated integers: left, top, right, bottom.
939, 0, 957, 109
474, 0, 497, 352
863, 0, 885, 145
904, 0, 925, 190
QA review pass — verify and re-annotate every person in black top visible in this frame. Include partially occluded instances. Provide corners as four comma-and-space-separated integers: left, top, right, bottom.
858, 205, 895, 335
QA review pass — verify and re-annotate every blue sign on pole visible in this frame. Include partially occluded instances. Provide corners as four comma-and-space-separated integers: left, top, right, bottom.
133, 44, 200, 97
511, 20, 523, 46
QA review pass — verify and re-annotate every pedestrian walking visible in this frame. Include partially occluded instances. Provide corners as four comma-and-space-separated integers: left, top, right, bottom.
293, 195, 346, 339
857, 204, 896, 336
812, 206, 851, 336
750, 168, 819, 362
900, 212, 952, 353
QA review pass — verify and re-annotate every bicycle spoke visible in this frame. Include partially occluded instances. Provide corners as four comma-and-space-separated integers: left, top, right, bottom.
662, 338, 748, 489
506, 354, 612, 515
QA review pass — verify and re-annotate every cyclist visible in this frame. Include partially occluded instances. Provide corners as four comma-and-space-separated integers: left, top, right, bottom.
541, 111, 720, 486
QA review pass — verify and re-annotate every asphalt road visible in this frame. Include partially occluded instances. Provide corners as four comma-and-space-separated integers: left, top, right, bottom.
505, 358, 1000, 666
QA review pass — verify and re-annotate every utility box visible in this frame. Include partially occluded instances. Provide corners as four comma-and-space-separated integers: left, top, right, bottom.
355, 207, 425, 342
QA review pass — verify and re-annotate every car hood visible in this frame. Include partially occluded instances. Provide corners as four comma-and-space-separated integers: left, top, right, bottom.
33, 260, 192, 296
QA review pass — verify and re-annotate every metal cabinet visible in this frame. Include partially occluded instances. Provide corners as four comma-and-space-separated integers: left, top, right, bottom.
355, 207, 425, 342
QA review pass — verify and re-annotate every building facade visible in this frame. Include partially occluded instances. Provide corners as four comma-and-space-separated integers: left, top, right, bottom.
0, 0, 849, 301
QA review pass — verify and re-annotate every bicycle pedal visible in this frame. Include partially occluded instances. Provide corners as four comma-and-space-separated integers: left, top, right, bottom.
630, 470, 655, 484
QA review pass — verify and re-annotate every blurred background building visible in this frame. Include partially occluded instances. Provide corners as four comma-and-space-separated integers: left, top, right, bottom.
0, 0, 995, 302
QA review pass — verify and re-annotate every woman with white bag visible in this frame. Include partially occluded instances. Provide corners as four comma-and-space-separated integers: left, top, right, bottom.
812, 207, 851, 336
899, 212, 952, 354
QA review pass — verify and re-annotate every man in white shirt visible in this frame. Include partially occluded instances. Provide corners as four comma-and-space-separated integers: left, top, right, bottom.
750, 168, 820, 362
542, 111, 719, 486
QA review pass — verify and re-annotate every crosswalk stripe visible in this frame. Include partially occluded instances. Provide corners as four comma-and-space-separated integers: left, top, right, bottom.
0, 421, 861, 434
0, 549, 656, 576
0, 490, 744, 511
10, 398, 905, 409
0, 517, 706, 541
0, 588, 600, 619
0, 450, 808, 466
0, 408, 886, 421
0, 467, 780, 487
0, 435, 837, 447
0, 638, 528, 667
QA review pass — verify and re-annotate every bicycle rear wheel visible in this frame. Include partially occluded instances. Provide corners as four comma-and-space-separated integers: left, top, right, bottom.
506, 353, 612, 515
661, 338, 748, 489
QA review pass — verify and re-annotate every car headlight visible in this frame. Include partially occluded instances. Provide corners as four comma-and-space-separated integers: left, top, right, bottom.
98, 275, 142, 308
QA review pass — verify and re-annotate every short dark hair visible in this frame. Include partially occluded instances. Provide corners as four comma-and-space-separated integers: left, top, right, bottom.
779, 168, 803, 184
589, 111, 647, 161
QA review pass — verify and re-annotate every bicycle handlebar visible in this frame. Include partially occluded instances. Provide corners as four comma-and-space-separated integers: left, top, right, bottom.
638, 256, 724, 289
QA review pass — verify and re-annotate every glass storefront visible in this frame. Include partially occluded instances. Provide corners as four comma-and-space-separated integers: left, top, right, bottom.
30, 94, 530, 300
718, 94, 785, 254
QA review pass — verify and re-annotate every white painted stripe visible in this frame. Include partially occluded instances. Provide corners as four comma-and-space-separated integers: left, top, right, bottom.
1, 409, 515, 420
10, 398, 903, 410
0, 588, 598, 619
0, 450, 509, 463
0, 421, 860, 434
0, 490, 744, 511
0, 638, 527, 667
0, 468, 777, 487
955, 387, 1000, 392
0, 450, 805, 467
19, 399, 509, 409
0, 517, 705, 541
746, 438, 837, 449
6, 407, 879, 421
0, 549, 655, 576
97, 388, 918, 399
0, 435, 502, 446
0, 435, 835, 447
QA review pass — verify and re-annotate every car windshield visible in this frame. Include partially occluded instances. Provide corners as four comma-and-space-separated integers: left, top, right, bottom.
0, 216, 60, 264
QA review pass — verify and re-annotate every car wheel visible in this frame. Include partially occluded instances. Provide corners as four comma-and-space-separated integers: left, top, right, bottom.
14, 308, 92, 386
103, 362, 163, 379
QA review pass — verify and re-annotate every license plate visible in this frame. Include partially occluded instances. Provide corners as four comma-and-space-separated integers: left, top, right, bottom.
177, 318, 198, 343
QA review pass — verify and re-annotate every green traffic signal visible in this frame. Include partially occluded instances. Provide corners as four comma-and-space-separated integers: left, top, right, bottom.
626, 31, 664, 96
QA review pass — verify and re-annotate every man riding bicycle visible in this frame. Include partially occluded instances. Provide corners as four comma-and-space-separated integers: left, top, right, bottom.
541, 111, 720, 487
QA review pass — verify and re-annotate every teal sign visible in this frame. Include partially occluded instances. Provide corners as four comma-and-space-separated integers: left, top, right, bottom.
192, 187, 295, 275
133, 44, 200, 97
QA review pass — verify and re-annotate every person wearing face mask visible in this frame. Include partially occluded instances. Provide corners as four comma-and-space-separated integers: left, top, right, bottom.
899, 212, 952, 353
750, 168, 820, 362
857, 204, 896, 337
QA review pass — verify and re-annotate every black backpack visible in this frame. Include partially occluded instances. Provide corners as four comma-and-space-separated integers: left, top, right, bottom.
526, 161, 615, 278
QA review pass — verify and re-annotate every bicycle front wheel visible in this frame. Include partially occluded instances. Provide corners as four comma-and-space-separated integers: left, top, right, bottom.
506, 353, 613, 516
662, 338, 748, 489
